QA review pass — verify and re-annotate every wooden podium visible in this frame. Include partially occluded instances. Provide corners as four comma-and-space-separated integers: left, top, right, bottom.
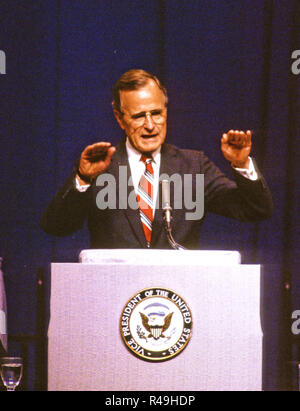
48, 250, 262, 391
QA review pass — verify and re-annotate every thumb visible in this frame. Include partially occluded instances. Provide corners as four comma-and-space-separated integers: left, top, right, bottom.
108, 146, 116, 157
103, 146, 116, 165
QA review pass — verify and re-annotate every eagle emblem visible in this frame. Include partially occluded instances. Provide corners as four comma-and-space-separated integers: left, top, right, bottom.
120, 287, 192, 361
139, 312, 173, 340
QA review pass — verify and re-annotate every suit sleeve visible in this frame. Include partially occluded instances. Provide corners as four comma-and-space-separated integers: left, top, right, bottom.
40, 170, 91, 236
201, 153, 273, 221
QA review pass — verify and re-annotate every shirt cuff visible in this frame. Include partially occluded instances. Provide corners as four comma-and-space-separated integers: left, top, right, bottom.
232, 157, 258, 181
75, 177, 90, 192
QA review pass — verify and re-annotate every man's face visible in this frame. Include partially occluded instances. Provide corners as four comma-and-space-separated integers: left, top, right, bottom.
114, 80, 167, 153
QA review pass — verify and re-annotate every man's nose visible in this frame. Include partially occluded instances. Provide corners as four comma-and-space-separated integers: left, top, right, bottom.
144, 113, 155, 130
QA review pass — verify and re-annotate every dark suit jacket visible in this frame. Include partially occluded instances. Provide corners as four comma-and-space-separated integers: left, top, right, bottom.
40, 140, 273, 249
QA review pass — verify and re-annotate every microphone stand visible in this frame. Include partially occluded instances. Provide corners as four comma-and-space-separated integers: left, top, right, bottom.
163, 205, 186, 250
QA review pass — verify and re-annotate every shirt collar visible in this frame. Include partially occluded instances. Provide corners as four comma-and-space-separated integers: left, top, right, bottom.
125, 137, 161, 164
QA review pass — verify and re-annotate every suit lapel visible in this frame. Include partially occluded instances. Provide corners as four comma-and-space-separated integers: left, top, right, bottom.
112, 140, 148, 248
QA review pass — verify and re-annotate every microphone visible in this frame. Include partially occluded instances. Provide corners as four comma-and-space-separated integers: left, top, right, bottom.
162, 179, 172, 228
161, 179, 186, 250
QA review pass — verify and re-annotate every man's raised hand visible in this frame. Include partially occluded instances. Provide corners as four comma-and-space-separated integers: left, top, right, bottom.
77, 142, 116, 184
221, 130, 252, 168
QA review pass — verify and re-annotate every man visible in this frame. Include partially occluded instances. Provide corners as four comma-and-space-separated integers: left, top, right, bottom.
40, 69, 273, 249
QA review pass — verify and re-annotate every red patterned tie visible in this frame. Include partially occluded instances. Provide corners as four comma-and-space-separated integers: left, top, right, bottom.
137, 154, 154, 247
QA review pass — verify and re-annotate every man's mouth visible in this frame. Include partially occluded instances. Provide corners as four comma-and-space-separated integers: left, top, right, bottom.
141, 133, 158, 139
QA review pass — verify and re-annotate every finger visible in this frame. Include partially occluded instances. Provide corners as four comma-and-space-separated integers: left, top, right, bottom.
245, 130, 252, 145
106, 146, 116, 160
226, 130, 237, 143
227, 130, 241, 146
225, 130, 232, 139
228, 130, 248, 147
84, 141, 111, 152
91, 142, 111, 147
221, 133, 228, 143
99, 147, 116, 169
238, 130, 252, 147
237, 131, 246, 146
84, 143, 112, 159
88, 142, 111, 151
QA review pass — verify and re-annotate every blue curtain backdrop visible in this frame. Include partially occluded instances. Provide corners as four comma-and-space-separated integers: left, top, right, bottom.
0, 0, 299, 390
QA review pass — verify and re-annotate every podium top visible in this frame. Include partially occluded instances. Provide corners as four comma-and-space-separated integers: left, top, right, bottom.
79, 249, 241, 265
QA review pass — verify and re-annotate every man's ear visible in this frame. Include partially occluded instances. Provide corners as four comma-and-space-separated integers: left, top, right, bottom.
113, 109, 125, 130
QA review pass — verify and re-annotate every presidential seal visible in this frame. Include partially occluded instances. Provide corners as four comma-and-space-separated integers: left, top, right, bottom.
120, 287, 192, 361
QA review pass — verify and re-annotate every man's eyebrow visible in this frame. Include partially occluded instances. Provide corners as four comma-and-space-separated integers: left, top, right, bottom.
131, 112, 146, 118
131, 109, 163, 118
